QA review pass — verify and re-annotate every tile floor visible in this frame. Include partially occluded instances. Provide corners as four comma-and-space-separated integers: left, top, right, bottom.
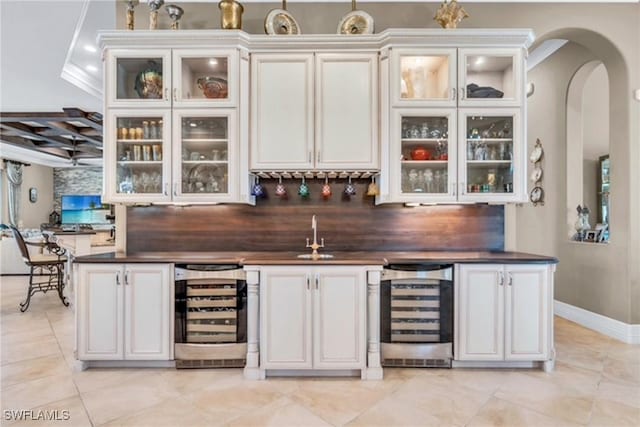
1, 275, 638, 427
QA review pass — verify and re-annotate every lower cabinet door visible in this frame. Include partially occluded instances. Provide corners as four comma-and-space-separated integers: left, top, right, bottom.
77, 264, 124, 360
260, 267, 313, 369
313, 268, 367, 369
456, 264, 504, 361
124, 264, 172, 360
504, 265, 549, 360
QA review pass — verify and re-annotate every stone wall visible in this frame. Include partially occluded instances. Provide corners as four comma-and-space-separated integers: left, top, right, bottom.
52, 167, 102, 212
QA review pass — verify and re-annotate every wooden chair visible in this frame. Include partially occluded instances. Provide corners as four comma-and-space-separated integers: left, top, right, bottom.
10, 226, 69, 312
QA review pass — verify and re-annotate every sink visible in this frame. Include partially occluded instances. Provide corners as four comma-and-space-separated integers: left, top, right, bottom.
296, 253, 334, 259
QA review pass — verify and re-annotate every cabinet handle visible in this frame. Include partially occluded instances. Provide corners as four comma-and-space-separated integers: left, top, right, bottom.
499, 271, 504, 286
124, 271, 130, 286
173, 183, 178, 197
308, 151, 312, 164
306, 275, 310, 290
317, 151, 320, 164
173, 88, 178, 101
116, 271, 120, 286
508, 272, 513, 286
315, 274, 319, 290
460, 182, 466, 195
164, 87, 169, 101
451, 87, 456, 100
459, 87, 465, 100
451, 183, 456, 195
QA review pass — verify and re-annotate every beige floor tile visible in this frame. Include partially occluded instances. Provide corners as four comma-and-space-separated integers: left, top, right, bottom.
6, 396, 92, 427
555, 342, 606, 373
227, 396, 333, 427
157, 367, 243, 394
524, 360, 602, 393
101, 396, 217, 427
467, 397, 582, 427
602, 357, 640, 386
1, 354, 69, 388
72, 368, 167, 394
1, 336, 62, 366
596, 380, 640, 409
494, 371, 596, 425
290, 377, 403, 426
588, 398, 640, 427
1, 374, 78, 413
80, 373, 180, 425
185, 380, 284, 425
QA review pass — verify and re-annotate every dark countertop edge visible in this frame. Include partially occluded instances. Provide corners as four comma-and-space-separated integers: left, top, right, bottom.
74, 251, 558, 265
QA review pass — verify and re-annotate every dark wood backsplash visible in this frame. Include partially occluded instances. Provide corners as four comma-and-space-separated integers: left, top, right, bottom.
126, 179, 504, 252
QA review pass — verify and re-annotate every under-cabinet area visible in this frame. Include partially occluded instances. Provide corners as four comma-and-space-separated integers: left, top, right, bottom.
73, 257, 556, 377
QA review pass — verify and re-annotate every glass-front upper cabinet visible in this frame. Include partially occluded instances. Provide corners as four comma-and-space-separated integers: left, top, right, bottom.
391, 109, 457, 202
172, 49, 238, 108
104, 110, 172, 203
105, 49, 238, 108
172, 109, 236, 202
458, 48, 523, 107
106, 49, 172, 108
458, 109, 523, 202
391, 49, 457, 107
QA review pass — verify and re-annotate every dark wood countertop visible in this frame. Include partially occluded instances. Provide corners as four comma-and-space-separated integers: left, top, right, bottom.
74, 250, 557, 265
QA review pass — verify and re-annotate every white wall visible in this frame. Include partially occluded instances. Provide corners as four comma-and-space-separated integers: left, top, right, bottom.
0, 162, 54, 229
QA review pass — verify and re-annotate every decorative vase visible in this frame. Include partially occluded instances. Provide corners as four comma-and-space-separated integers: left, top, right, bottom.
219, 0, 243, 30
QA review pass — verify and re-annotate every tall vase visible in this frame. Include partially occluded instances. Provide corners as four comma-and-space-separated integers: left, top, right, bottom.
219, 0, 243, 30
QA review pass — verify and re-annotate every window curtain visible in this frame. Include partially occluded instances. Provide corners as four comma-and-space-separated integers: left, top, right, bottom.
5, 161, 23, 227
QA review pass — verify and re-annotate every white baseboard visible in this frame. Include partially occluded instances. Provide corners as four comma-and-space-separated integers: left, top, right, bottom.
554, 300, 640, 344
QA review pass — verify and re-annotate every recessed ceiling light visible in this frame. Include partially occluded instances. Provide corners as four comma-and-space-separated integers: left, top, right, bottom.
84, 44, 97, 53
190, 122, 197, 127
209, 58, 218, 66
86, 65, 98, 73
474, 57, 485, 66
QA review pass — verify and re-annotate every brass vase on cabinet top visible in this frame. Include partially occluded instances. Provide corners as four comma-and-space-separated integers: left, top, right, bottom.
219, 0, 243, 30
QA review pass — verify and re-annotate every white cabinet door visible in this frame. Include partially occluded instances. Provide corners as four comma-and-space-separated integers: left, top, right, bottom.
315, 53, 378, 170
504, 265, 549, 361
106, 49, 172, 109
458, 48, 523, 108
456, 264, 504, 361
251, 54, 314, 170
260, 267, 313, 369
77, 264, 124, 360
124, 264, 172, 360
313, 268, 367, 369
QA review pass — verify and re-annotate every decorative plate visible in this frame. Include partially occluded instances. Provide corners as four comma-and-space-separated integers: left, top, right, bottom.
530, 186, 544, 204
338, 10, 374, 35
196, 76, 228, 99
264, 8, 301, 35
530, 166, 543, 183
529, 140, 543, 163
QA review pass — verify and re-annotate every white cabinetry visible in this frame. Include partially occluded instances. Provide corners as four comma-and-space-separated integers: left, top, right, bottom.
101, 39, 251, 204
251, 53, 378, 171
381, 43, 528, 204
455, 264, 553, 365
76, 263, 172, 361
259, 266, 367, 372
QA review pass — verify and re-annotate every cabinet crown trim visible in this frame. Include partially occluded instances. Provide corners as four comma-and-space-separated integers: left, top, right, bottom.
99, 28, 535, 51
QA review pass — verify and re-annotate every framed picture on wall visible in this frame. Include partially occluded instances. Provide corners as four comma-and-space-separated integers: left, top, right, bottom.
584, 230, 598, 242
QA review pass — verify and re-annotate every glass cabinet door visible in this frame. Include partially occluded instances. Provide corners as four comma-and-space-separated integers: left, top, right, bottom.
391, 49, 457, 107
173, 110, 236, 202
106, 49, 171, 108
458, 48, 522, 107
106, 111, 171, 202
172, 49, 238, 107
393, 109, 457, 202
458, 110, 522, 202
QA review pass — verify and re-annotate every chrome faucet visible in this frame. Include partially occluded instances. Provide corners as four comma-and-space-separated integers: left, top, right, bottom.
305, 214, 325, 258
